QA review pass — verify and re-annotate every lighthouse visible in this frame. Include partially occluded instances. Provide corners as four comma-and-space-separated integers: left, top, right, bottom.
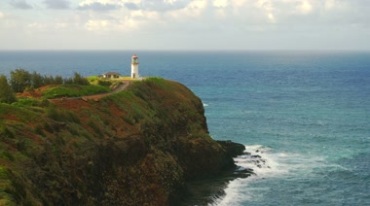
131, 54, 139, 79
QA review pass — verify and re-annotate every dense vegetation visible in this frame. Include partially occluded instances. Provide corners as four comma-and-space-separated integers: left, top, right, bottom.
0, 69, 112, 102
0, 77, 240, 205
0, 75, 16, 104
9, 69, 89, 92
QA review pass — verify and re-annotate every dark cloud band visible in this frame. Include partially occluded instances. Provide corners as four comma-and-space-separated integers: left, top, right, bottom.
10, 0, 33, 9
127, 0, 190, 12
78, 2, 122, 12
43, 0, 70, 10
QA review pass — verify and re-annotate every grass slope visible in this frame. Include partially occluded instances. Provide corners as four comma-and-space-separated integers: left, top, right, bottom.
42, 84, 110, 99
0, 78, 233, 206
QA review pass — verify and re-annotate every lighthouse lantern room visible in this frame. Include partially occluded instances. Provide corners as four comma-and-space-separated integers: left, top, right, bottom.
131, 54, 139, 79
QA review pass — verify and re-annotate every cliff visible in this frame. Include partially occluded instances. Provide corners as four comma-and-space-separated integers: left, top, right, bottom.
0, 78, 244, 205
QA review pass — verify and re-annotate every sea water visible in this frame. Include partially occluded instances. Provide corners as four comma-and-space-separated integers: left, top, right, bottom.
1, 51, 370, 205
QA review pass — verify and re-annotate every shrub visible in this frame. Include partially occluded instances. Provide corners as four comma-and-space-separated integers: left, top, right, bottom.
1, 151, 15, 161
43, 122, 54, 133
67, 125, 80, 136
46, 106, 61, 121
10, 69, 31, 92
12, 98, 39, 107
46, 107, 81, 124
66, 112, 80, 124
123, 115, 135, 125
34, 125, 45, 136
31, 71, 44, 88
0, 75, 17, 104
98, 80, 112, 87
72, 72, 89, 85
0, 126, 14, 139
87, 120, 103, 136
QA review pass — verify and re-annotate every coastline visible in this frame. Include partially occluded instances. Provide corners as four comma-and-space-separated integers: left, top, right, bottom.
0, 78, 249, 205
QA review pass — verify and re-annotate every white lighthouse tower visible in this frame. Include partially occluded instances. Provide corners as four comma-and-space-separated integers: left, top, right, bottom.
131, 54, 139, 79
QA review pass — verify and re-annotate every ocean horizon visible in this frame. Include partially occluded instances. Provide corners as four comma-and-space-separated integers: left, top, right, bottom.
1, 50, 370, 205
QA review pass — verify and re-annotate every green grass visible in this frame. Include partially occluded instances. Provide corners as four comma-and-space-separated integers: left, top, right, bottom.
0, 104, 14, 116
0, 166, 16, 206
11, 98, 44, 108
86, 76, 100, 84
46, 107, 81, 124
42, 84, 110, 99
0, 77, 218, 205
0, 126, 15, 139
0, 104, 39, 123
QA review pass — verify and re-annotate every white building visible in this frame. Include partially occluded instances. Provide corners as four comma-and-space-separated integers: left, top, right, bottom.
102, 72, 120, 79
131, 54, 139, 79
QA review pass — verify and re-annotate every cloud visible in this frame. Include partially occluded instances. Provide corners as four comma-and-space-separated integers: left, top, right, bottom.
231, 0, 247, 7
166, 0, 208, 19
43, 0, 70, 10
80, 6, 170, 34
27, 22, 48, 30
78, 0, 128, 12
123, 0, 191, 12
4, 0, 370, 50
10, 0, 33, 9
254, 0, 276, 23
78, 2, 122, 11
251, 0, 343, 23
75, 0, 370, 34
297, 0, 313, 14
324, 0, 336, 10
85, 20, 112, 31
124, 2, 140, 10
77, 0, 202, 13
267, 13, 275, 23
145, 0, 190, 11
213, 0, 229, 8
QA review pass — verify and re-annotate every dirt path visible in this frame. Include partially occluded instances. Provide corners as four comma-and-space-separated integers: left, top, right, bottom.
81, 81, 131, 101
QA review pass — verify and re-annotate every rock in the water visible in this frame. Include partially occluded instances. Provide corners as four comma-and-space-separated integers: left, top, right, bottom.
217, 140, 246, 158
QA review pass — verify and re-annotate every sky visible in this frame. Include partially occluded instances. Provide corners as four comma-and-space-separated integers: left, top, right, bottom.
0, 0, 369, 50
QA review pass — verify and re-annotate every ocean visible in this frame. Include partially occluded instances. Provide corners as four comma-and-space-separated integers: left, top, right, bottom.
1, 51, 369, 205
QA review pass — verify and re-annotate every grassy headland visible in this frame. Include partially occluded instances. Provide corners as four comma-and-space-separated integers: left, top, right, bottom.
0, 74, 243, 205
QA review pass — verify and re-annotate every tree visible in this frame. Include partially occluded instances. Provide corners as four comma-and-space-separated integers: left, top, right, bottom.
54, 75, 64, 84
31, 71, 44, 88
43, 75, 55, 85
10, 69, 31, 92
72, 72, 89, 85
0, 75, 16, 103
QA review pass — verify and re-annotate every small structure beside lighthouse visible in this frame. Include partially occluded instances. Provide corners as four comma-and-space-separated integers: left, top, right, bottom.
131, 54, 139, 79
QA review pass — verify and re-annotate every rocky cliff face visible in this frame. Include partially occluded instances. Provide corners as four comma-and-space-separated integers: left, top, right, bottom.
0, 78, 244, 205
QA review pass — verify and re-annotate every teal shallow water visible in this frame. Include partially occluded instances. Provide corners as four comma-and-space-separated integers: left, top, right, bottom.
1, 51, 369, 205
194, 52, 370, 205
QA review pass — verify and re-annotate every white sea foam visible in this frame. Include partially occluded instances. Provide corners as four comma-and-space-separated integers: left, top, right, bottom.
212, 145, 285, 206
203, 103, 209, 107
212, 144, 328, 206
211, 178, 252, 206
236, 145, 289, 177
